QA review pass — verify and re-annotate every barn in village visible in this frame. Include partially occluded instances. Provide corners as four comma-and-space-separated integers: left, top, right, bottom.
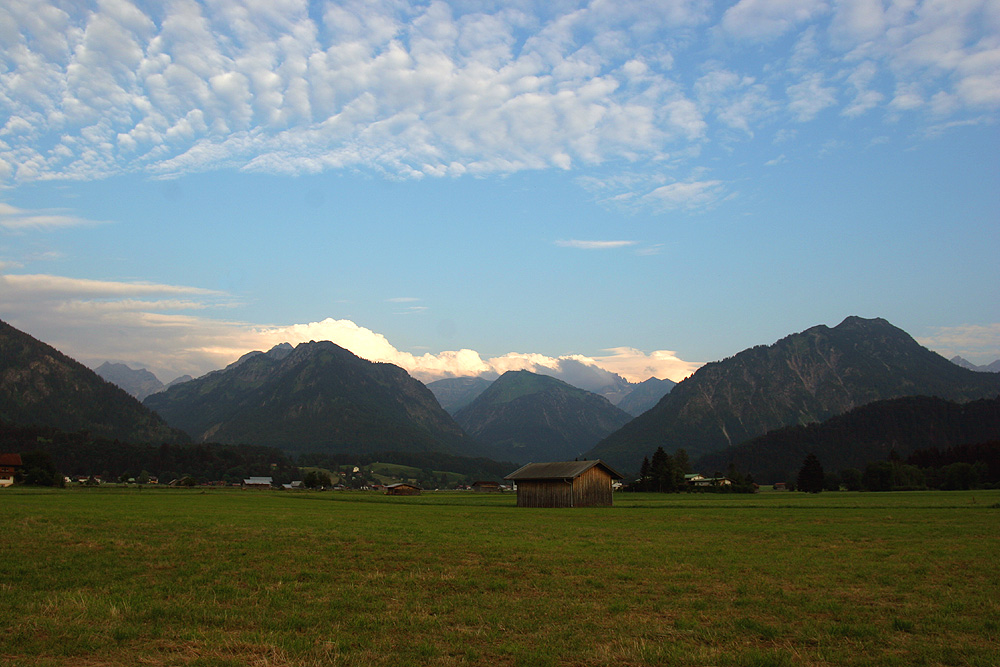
504, 460, 624, 508
385, 482, 421, 496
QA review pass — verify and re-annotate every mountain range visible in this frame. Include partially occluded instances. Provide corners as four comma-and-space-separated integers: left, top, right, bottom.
452, 370, 632, 464
5, 314, 1000, 480
586, 317, 1000, 472
0, 319, 183, 444
143, 341, 478, 456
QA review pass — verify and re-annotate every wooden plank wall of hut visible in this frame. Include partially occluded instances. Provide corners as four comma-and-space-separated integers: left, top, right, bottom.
572, 466, 613, 507
515, 479, 575, 508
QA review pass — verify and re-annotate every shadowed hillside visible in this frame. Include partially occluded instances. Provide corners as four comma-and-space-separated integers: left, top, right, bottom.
696, 395, 1000, 483
454, 370, 632, 464
144, 341, 478, 456
0, 319, 184, 444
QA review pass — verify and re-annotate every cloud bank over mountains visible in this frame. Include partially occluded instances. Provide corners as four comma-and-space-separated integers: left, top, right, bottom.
3, 269, 994, 387
0, 271, 701, 384
2, 0, 997, 207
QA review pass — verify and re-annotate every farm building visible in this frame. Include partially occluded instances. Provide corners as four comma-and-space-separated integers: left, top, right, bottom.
504, 460, 624, 508
692, 476, 733, 487
243, 476, 273, 489
385, 482, 421, 496
471, 480, 502, 492
0, 453, 22, 487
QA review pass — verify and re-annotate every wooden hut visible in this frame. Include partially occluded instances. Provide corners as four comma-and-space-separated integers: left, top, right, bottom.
504, 460, 624, 508
385, 482, 421, 496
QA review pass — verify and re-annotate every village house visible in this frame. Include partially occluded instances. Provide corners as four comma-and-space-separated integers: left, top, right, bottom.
385, 482, 421, 496
243, 476, 273, 489
0, 453, 22, 487
504, 460, 624, 508
471, 480, 502, 492
691, 476, 733, 487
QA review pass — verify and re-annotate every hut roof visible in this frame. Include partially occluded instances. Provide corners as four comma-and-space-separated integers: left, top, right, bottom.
0, 453, 22, 466
504, 460, 624, 481
386, 483, 421, 489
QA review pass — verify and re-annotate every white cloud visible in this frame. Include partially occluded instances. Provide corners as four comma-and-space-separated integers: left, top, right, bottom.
0, 203, 108, 230
642, 179, 725, 209
592, 347, 702, 383
721, 0, 829, 42
694, 67, 776, 134
787, 72, 838, 120
0, 273, 221, 298
829, 0, 887, 50
842, 60, 884, 117
555, 239, 637, 250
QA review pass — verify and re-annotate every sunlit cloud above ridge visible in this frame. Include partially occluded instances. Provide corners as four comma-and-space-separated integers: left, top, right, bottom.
1, 0, 996, 203
0, 271, 702, 383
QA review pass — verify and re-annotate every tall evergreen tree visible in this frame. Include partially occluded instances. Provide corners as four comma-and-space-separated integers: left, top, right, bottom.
650, 446, 676, 492
673, 448, 690, 488
638, 456, 651, 491
797, 453, 825, 493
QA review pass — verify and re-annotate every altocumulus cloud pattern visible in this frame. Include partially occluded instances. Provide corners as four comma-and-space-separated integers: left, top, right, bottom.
1, 0, 997, 207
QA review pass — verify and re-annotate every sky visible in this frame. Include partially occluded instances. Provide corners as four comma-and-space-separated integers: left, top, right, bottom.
1, 0, 998, 387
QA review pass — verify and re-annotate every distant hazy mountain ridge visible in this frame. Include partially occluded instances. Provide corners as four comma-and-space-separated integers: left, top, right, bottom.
426, 376, 494, 414
429, 371, 674, 417
0, 319, 184, 443
95, 362, 193, 401
587, 316, 1000, 472
454, 370, 632, 464
951, 356, 1000, 373
616, 377, 676, 416
94, 362, 165, 401
143, 341, 477, 456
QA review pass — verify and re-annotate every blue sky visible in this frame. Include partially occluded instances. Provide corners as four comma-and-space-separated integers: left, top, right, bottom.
1, 0, 998, 385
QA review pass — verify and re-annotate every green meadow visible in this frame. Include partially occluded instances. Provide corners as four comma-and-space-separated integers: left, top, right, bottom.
1, 488, 998, 667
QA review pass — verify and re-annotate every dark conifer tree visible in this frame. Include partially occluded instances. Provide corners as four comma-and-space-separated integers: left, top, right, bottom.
639, 456, 651, 491
650, 446, 675, 492
673, 448, 690, 488
797, 453, 825, 493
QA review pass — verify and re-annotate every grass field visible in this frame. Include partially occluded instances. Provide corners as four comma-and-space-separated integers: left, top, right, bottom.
1, 488, 998, 667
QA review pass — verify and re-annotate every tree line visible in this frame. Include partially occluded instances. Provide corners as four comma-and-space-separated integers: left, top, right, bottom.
0, 420, 299, 485
0, 420, 515, 487
630, 446, 757, 493
793, 441, 1000, 492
